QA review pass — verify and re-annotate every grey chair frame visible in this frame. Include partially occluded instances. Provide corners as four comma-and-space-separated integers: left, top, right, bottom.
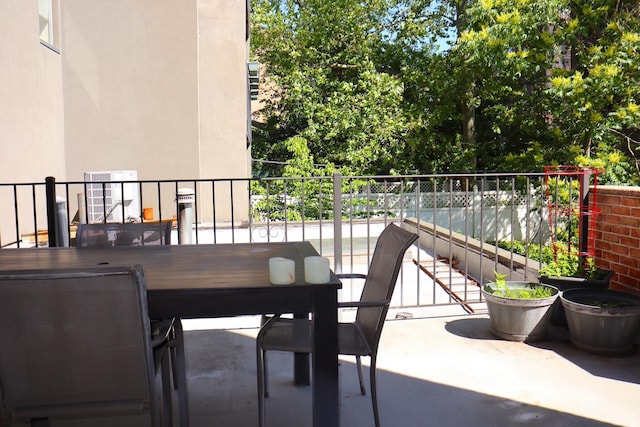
0, 266, 166, 426
75, 222, 188, 427
256, 223, 419, 427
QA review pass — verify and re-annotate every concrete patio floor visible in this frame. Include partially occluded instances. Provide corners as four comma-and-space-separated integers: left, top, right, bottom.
177, 305, 640, 427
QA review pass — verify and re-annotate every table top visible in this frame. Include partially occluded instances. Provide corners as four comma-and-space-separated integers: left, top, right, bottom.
0, 241, 342, 425
0, 241, 341, 292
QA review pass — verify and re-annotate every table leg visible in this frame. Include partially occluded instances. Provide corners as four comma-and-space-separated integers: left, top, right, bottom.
294, 312, 311, 386
312, 288, 339, 426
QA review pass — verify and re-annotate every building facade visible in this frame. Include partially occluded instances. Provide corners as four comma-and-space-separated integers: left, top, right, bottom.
0, 0, 251, 226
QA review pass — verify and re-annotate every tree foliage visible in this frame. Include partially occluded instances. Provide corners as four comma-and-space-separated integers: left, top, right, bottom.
547, 0, 640, 182
250, 0, 640, 183
251, 0, 411, 177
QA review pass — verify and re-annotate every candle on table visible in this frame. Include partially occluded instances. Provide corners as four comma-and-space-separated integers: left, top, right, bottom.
269, 257, 296, 285
304, 256, 330, 284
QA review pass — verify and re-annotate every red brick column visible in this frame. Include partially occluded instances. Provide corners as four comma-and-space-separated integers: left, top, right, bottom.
593, 186, 640, 295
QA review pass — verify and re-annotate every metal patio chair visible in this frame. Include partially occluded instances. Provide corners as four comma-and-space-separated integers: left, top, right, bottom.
256, 223, 419, 427
75, 222, 188, 427
75, 222, 172, 247
0, 266, 169, 427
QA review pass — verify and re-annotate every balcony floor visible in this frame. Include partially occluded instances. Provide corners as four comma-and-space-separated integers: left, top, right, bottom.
178, 306, 640, 427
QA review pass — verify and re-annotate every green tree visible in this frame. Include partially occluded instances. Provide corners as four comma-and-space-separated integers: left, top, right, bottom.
420, 0, 640, 177
546, 0, 640, 183
380, 0, 478, 173
443, 0, 570, 171
251, 0, 640, 180
251, 0, 411, 177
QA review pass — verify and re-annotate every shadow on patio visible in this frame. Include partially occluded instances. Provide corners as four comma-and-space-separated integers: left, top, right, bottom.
180, 309, 640, 427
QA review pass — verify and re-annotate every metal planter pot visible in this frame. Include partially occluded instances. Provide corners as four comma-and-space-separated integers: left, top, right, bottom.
482, 282, 559, 343
539, 269, 614, 326
539, 269, 615, 290
561, 289, 640, 356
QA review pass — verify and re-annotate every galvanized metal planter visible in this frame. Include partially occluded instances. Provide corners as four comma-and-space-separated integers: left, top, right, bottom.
482, 282, 559, 343
539, 269, 614, 290
561, 289, 640, 356
539, 269, 614, 326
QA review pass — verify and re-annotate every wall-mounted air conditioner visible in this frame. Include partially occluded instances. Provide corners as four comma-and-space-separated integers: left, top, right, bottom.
83, 170, 140, 223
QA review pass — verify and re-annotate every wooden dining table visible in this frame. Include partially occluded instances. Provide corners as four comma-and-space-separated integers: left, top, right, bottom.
0, 241, 342, 427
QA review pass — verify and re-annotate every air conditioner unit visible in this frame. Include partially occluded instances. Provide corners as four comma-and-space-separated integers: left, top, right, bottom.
83, 170, 140, 223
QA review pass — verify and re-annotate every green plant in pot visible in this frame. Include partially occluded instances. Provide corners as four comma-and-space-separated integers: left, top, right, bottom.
538, 243, 613, 290
538, 243, 614, 326
482, 271, 559, 343
540, 166, 613, 291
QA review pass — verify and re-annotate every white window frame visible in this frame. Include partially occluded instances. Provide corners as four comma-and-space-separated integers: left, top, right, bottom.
39, 0, 59, 52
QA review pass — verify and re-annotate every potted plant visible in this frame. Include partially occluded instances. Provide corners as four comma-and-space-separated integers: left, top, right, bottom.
537, 243, 614, 325
561, 288, 640, 356
540, 166, 613, 289
537, 243, 613, 290
482, 272, 559, 343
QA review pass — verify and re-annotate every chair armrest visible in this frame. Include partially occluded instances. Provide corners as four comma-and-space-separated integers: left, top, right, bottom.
336, 273, 367, 280
150, 318, 174, 348
338, 299, 389, 309
260, 313, 283, 328
257, 314, 284, 344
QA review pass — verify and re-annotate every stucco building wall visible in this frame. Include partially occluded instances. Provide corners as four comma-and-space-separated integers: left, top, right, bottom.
61, 1, 201, 181
0, 2, 65, 244
0, 2, 65, 184
1, 1, 251, 227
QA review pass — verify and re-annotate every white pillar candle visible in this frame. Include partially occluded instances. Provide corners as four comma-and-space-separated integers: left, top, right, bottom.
269, 257, 296, 285
304, 256, 330, 284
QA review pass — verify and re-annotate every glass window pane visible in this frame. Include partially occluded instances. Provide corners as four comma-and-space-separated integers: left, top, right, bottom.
38, 0, 53, 45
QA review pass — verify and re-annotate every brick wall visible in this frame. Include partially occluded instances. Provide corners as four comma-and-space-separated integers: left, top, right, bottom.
593, 186, 640, 296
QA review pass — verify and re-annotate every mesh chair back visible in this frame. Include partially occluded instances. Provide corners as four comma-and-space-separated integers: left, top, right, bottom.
355, 223, 418, 353
0, 266, 159, 426
76, 222, 172, 247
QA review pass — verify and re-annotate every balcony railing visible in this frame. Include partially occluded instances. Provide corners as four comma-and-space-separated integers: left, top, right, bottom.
0, 172, 551, 312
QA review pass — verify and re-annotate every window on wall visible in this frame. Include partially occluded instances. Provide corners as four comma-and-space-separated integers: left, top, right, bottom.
38, 0, 57, 48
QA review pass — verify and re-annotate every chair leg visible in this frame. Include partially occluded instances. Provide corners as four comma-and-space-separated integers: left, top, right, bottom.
170, 326, 178, 390
161, 348, 174, 427
256, 314, 282, 427
356, 355, 366, 395
370, 354, 381, 427
173, 319, 190, 427
264, 355, 271, 397
256, 344, 267, 427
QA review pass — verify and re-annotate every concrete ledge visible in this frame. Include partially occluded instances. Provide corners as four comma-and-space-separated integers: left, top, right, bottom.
402, 217, 541, 284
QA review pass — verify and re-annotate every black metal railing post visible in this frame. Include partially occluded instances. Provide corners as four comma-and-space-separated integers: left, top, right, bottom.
45, 176, 59, 247
579, 171, 591, 268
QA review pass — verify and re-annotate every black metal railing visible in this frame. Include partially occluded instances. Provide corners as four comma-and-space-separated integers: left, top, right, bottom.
1, 172, 553, 311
